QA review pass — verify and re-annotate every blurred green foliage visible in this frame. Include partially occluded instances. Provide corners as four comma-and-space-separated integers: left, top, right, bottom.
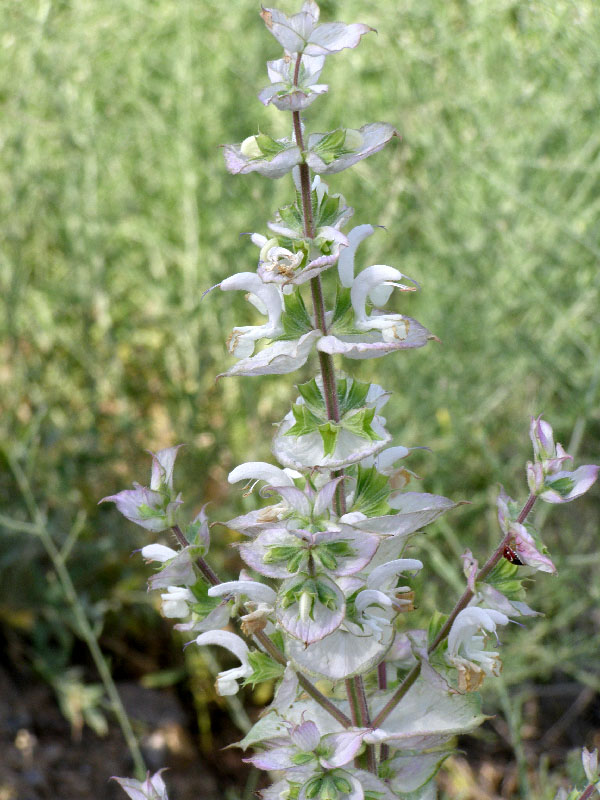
0, 0, 599, 793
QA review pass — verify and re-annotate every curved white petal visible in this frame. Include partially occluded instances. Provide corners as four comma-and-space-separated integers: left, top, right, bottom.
208, 580, 277, 605
141, 544, 178, 563
375, 446, 411, 472
447, 607, 509, 658
351, 265, 416, 324
355, 589, 393, 615
228, 461, 296, 487
195, 630, 250, 666
338, 224, 375, 288
367, 559, 423, 590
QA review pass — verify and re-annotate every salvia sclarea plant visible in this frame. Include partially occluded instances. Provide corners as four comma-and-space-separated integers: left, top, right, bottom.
104, 3, 599, 799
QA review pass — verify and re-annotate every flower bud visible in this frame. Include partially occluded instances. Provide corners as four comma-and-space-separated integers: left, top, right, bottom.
526, 460, 544, 494
529, 416, 555, 461
240, 135, 262, 158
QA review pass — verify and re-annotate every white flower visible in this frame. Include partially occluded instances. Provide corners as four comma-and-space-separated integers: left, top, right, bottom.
208, 580, 277, 606
194, 630, 253, 696
446, 607, 509, 691
141, 544, 178, 563
219, 272, 284, 358
228, 461, 300, 491
351, 264, 417, 340
160, 586, 195, 618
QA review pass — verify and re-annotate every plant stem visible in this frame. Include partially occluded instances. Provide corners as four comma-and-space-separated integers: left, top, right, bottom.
377, 663, 389, 763
292, 56, 365, 751
354, 676, 377, 774
372, 493, 538, 728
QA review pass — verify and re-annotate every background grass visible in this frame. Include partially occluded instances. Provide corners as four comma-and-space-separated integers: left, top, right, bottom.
1, 0, 599, 797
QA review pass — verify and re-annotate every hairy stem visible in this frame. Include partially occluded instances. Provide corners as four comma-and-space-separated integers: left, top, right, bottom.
377, 663, 390, 763
354, 676, 378, 774
372, 493, 538, 728
578, 785, 600, 800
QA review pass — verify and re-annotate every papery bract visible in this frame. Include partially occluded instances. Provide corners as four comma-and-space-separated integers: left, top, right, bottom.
112, 770, 169, 800
260, 2, 373, 56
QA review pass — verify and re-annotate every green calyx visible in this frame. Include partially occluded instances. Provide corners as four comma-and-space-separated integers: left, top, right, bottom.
243, 652, 285, 688
312, 129, 355, 165
255, 132, 288, 159
349, 465, 391, 517
285, 378, 382, 456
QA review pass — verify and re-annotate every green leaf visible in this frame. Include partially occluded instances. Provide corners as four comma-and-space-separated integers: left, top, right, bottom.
315, 540, 354, 571
263, 545, 301, 564
351, 465, 390, 516
316, 579, 339, 609
292, 751, 316, 766
278, 291, 314, 341
269, 629, 285, 653
277, 202, 304, 233
327, 540, 354, 556
288, 550, 306, 573
244, 651, 284, 687
318, 420, 340, 456
137, 503, 166, 520
285, 404, 322, 437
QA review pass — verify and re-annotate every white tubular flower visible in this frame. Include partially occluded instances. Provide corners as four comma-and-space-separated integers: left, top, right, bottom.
160, 586, 195, 618
258, 238, 305, 282
446, 607, 509, 692
367, 559, 423, 592
372, 446, 411, 474
337, 224, 398, 309
209, 581, 276, 636
355, 589, 393, 635
208, 580, 277, 606
141, 544, 178, 563
219, 272, 284, 358
351, 264, 417, 340
194, 631, 252, 696
228, 461, 300, 490
338, 224, 376, 288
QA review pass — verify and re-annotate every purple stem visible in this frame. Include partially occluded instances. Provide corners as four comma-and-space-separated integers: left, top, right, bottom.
292, 53, 374, 769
